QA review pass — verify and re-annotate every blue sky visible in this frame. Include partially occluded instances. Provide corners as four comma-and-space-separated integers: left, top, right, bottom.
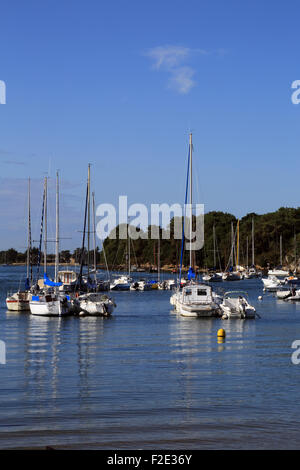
1, 0, 300, 250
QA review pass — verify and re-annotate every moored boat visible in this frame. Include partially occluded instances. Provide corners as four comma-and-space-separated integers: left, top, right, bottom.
203, 272, 223, 282
170, 134, 220, 317
130, 279, 153, 291
268, 268, 290, 278
30, 291, 71, 316
222, 271, 243, 281
110, 275, 132, 290
284, 287, 300, 301
170, 283, 220, 317
220, 291, 256, 319
6, 291, 30, 311
78, 292, 115, 316
29, 173, 72, 317
262, 275, 283, 291
158, 279, 176, 290
6, 178, 33, 312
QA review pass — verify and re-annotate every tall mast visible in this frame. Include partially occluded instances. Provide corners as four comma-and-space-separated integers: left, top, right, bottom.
26, 178, 31, 281
246, 236, 249, 269
231, 221, 234, 267
280, 234, 283, 266
236, 219, 240, 269
87, 164, 91, 278
158, 228, 160, 282
189, 132, 193, 269
128, 218, 130, 277
252, 217, 255, 266
78, 180, 89, 285
92, 191, 97, 285
55, 171, 59, 283
295, 232, 297, 272
44, 177, 47, 273
213, 224, 216, 269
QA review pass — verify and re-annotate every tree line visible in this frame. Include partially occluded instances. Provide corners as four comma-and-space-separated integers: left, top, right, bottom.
2, 207, 300, 269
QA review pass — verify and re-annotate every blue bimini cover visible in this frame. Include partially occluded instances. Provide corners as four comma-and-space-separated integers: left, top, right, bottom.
44, 273, 63, 287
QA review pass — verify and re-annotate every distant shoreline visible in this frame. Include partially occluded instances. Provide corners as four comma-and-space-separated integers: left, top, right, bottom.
1, 262, 190, 272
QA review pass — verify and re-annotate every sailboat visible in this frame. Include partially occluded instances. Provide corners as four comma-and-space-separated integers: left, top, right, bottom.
111, 219, 132, 291
130, 239, 154, 290
6, 178, 32, 311
268, 234, 289, 277
222, 220, 243, 281
170, 134, 220, 317
156, 231, 177, 290
244, 217, 259, 278
202, 225, 223, 282
77, 165, 116, 316
29, 173, 71, 316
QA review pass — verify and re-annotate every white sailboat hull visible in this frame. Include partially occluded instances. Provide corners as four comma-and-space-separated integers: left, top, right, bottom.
6, 299, 30, 311
268, 269, 289, 278
30, 299, 70, 316
6, 292, 30, 311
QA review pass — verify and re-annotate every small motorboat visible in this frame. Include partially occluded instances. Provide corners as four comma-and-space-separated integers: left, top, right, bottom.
130, 279, 153, 291
110, 275, 132, 291
202, 272, 222, 282
261, 275, 283, 292
276, 288, 292, 300
158, 279, 176, 290
284, 276, 300, 286
244, 267, 259, 279
220, 291, 256, 319
78, 293, 116, 316
222, 271, 243, 281
284, 288, 300, 301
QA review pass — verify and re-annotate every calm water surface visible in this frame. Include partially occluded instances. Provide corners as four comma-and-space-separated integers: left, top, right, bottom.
1, 266, 300, 449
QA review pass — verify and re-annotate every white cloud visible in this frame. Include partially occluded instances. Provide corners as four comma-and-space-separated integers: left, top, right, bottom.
145, 44, 207, 95
146, 45, 191, 70
168, 66, 196, 94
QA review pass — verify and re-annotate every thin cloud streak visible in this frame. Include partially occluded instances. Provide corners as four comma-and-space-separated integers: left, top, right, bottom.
146, 45, 191, 69
4, 160, 26, 166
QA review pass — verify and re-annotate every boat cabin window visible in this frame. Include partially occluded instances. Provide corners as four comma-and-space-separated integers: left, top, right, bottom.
197, 289, 207, 296
185, 289, 192, 296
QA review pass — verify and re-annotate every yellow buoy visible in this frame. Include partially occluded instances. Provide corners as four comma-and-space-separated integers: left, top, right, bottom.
217, 328, 226, 338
